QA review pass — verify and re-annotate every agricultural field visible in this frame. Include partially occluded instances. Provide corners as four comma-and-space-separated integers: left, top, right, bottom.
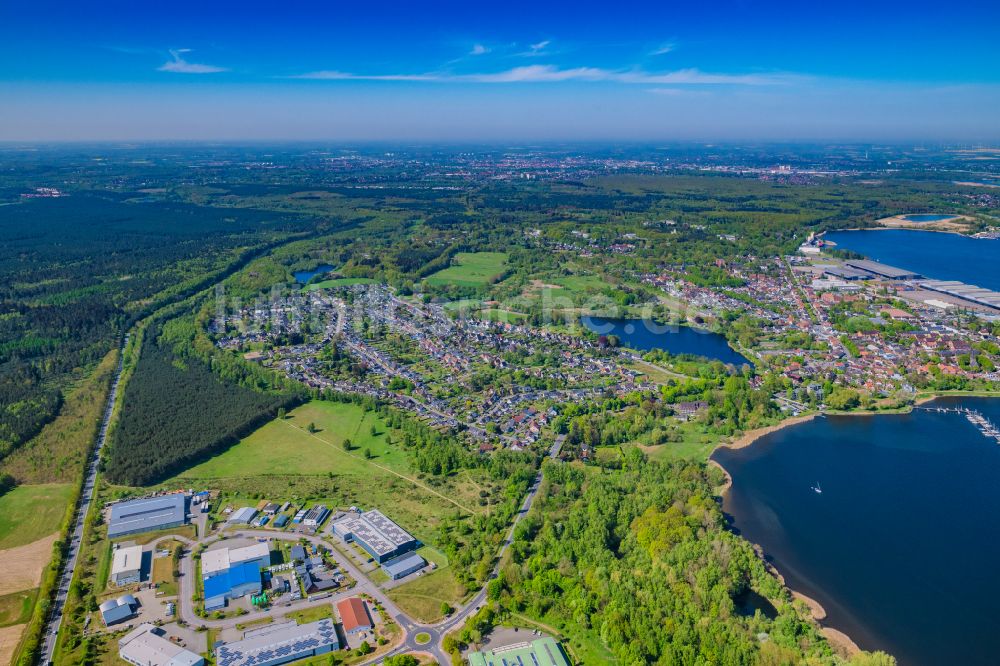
0, 483, 73, 550
424, 252, 508, 287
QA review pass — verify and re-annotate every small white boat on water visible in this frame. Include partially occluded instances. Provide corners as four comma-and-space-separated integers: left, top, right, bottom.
812, 482, 822, 494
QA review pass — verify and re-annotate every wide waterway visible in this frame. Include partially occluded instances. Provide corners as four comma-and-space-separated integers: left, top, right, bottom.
580, 316, 751, 366
825, 229, 1000, 291
713, 397, 1000, 666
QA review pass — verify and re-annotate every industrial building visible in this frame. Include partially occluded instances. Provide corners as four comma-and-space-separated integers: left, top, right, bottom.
111, 545, 143, 586
99, 594, 139, 626
215, 619, 339, 666
468, 638, 571, 666
108, 494, 187, 539
336, 597, 373, 635
302, 504, 329, 527
844, 259, 922, 280
119, 623, 204, 666
822, 265, 872, 281
332, 509, 419, 563
381, 552, 426, 580
919, 280, 1000, 311
202, 542, 271, 610
227, 507, 258, 524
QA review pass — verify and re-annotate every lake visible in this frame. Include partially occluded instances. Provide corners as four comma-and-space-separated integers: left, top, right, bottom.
580, 316, 751, 366
292, 264, 335, 284
825, 229, 1000, 291
713, 397, 1000, 666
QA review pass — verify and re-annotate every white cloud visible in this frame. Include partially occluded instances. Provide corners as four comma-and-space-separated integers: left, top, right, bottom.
470, 43, 489, 56
292, 64, 791, 86
158, 49, 227, 74
650, 42, 677, 56
291, 70, 438, 81
517, 40, 551, 57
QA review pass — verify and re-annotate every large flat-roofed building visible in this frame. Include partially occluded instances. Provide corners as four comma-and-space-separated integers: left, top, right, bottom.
202, 542, 270, 578
823, 265, 873, 281
119, 623, 204, 666
227, 507, 258, 524
111, 545, 143, 586
381, 552, 426, 580
844, 259, 921, 280
108, 494, 187, 539
468, 638, 570, 666
331, 509, 418, 563
215, 619, 339, 666
202, 542, 270, 610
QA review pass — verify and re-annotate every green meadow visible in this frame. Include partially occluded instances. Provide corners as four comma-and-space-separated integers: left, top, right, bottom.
424, 252, 509, 287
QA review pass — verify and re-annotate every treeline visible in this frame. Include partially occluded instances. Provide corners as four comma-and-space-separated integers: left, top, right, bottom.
477, 454, 895, 666
104, 327, 301, 485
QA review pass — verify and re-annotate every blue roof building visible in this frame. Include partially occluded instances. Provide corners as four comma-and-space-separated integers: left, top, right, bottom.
382, 552, 427, 580
204, 562, 263, 611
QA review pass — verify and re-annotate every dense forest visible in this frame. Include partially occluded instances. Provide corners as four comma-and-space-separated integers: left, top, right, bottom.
478, 454, 894, 665
104, 326, 301, 485
0, 190, 315, 465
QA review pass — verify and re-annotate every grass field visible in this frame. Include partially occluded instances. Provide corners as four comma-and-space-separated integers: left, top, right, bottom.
304, 277, 377, 291
166, 401, 411, 479
0, 589, 35, 627
0, 483, 73, 550
162, 401, 485, 554
387, 546, 466, 623
424, 252, 508, 287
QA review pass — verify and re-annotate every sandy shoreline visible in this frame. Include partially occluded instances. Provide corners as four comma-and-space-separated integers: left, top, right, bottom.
714, 411, 861, 657
711, 393, 1000, 658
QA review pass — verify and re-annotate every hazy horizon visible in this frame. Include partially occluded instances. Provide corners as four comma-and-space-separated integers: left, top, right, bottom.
2, 0, 999, 142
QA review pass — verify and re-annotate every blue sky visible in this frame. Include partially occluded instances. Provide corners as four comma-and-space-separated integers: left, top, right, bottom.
1, 0, 998, 141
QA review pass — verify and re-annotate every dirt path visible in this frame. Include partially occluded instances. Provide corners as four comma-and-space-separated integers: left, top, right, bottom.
0, 532, 58, 596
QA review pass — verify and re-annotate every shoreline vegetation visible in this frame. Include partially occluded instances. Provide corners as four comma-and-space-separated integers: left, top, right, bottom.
711, 390, 1000, 660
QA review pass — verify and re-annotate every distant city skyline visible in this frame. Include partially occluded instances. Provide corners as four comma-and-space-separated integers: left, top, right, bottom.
2, 0, 999, 141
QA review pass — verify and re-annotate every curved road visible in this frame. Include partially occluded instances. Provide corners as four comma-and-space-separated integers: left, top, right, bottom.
39, 336, 128, 665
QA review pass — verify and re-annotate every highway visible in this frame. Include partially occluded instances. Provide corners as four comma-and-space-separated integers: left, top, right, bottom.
39, 336, 128, 665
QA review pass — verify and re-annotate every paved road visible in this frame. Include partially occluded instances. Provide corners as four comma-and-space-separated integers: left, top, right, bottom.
39, 336, 128, 665
378, 433, 565, 665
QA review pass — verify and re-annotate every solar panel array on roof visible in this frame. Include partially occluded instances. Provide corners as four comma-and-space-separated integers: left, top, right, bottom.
215, 619, 338, 666
333, 509, 417, 561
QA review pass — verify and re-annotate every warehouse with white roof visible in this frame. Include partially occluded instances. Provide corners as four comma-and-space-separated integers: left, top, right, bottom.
119, 623, 204, 666
111, 544, 143, 586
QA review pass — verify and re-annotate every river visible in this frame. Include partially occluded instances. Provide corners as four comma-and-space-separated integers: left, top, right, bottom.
713, 397, 1000, 666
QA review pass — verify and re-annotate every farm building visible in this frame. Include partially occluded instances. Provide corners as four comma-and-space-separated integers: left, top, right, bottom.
381, 552, 426, 580
332, 509, 419, 563
202, 542, 271, 610
273, 514, 289, 528
215, 619, 339, 666
111, 545, 143, 586
336, 597, 373, 635
108, 494, 187, 538
119, 623, 204, 666
100, 594, 139, 626
467, 638, 570, 666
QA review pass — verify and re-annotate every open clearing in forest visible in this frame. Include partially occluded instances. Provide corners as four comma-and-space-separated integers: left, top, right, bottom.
424, 252, 509, 287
